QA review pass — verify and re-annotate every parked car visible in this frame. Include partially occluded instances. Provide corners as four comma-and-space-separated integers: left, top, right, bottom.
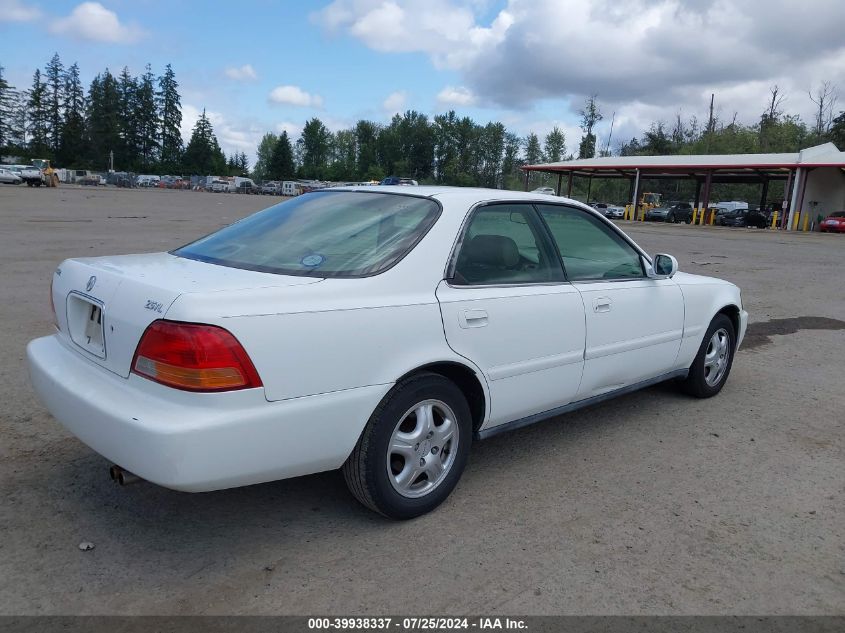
261, 182, 281, 195
381, 176, 418, 186
210, 180, 230, 193
19, 164, 45, 186
0, 167, 22, 184
646, 203, 692, 223
530, 186, 556, 196
235, 179, 259, 194
27, 187, 747, 519
718, 208, 768, 228
592, 203, 624, 219
819, 211, 845, 233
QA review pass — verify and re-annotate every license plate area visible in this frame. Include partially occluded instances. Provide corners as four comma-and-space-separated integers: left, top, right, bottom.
67, 292, 106, 358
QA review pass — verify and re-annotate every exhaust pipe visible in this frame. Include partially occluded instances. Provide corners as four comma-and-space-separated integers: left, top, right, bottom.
109, 465, 142, 486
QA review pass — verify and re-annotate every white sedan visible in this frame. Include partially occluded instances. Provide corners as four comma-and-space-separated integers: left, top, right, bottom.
0, 167, 23, 184
28, 187, 747, 519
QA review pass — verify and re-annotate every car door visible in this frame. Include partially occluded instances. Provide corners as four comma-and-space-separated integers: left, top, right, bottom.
436, 203, 586, 428
535, 203, 685, 399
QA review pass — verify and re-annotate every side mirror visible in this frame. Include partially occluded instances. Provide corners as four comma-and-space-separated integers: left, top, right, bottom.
645, 253, 678, 279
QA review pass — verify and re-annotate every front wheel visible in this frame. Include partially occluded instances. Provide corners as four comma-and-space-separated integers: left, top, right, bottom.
343, 373, 472, 519
681, 314, 735, 398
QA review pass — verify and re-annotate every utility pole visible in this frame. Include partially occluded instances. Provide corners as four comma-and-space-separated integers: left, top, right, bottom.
603, 112, 616, 156
706, 93, 715, 152
109, 150, 114, 172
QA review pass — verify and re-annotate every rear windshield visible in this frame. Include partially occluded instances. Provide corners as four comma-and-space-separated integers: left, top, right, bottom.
173, 191, 441, 277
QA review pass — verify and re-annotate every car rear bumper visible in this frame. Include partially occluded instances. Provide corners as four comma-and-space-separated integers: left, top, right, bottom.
27, 334, 389, 492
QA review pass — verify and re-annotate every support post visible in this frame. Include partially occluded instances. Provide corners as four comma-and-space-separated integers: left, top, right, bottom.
630, 169, 641, 221
523, 170, 530, 192
786, 168, 803, 231
566, 172, 573, 197
586, 175, 593, 204
759, 178, 769, 211
556, 173, 562, 196
700, 171, 713, 225
693, 179, 702, 212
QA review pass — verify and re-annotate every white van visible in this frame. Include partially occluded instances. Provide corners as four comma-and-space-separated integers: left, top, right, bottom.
282, 181, 301, 197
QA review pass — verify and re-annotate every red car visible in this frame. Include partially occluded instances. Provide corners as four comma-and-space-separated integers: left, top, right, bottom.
820, 211, 845, 233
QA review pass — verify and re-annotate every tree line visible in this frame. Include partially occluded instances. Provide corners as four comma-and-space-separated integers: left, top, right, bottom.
2, 54, 844, 197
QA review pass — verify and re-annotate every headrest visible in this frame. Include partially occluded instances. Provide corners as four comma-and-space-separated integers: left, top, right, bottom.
464, 234, 520, 268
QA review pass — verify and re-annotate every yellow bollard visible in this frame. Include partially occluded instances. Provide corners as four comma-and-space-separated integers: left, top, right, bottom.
802, 213, 809, 232
793, 211, 801, 231
692, 209, 697, 225
700, 208, 706, 225
771, 210, 778, 229
709, 209, 716, 225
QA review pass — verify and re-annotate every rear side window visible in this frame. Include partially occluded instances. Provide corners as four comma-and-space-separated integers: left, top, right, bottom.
452, 204, 563, 285
173, 191, 440, 277
536, 204, 644, 281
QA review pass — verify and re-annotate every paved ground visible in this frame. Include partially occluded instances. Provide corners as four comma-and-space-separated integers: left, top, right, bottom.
0, 185, 842, 615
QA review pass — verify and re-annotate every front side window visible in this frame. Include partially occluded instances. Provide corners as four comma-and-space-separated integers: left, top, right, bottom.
174, 191, 440, 277
536, 204, 644, 281
452, 204, 563, 285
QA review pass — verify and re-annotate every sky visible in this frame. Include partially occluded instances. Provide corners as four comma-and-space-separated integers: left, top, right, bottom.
1, 0, 843, 164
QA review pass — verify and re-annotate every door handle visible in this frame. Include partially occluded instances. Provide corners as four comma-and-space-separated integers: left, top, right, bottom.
593, 297, 612, 313
459, 309, 488, 328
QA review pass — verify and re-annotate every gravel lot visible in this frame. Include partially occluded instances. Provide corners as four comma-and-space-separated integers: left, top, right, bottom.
1, 185, 842, 615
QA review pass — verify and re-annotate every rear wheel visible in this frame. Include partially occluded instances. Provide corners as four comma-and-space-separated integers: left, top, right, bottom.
681, 314, 735, 398
343, 373, 472, 519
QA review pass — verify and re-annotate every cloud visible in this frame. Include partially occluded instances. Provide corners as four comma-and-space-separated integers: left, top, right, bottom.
49, 2, 144, 43
275, 121, 302, 138
382, 90, 406, 114
0, 0, 42, 22
224, 64, 257, 81
315, 0, 845, 129
436, 86, 476, 107
268, 85, 324, 108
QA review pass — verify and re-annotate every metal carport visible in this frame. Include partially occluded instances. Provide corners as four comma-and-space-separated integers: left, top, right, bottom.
523, 143, 845, 230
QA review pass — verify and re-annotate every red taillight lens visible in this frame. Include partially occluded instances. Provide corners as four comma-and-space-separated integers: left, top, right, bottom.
132, 320, 262, 392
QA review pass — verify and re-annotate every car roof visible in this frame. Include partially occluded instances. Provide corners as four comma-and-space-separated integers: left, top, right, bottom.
329, 185, 591, 210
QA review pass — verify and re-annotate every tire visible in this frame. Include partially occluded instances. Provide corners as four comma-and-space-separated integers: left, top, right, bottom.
343, 372, 472, 519
667, 213, 675, 223
681, 314, 736, 398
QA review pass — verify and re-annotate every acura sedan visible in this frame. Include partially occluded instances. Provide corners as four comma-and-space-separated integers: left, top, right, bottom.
28, 187, 747, 519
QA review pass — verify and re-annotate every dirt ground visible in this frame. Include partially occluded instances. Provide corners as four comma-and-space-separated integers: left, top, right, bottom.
0, 184, 842, 615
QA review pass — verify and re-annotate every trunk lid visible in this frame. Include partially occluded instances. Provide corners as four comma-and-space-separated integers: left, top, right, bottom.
52, 252, 322, 378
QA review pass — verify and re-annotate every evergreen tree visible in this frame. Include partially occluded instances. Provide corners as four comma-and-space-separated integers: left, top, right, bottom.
118, 66, 139, 168
252, 132, 278, 181
354, 119, 380, 179
830, 111, 845, 151
0, 65, 14, 150
58, 62, 86, 166
268, 131, 294, 180
544, 127, 566, 162
44, 53, 64, 156
183, 108, 226, 175
297, 118, 332, 178
157, 64, 182, 172
137, 64, 159, 170
27, 69, 50, 156
524, 132, 543, 165
86, 70, 122, 170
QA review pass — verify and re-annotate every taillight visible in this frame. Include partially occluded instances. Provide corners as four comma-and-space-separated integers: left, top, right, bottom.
132, 320, 262, 392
